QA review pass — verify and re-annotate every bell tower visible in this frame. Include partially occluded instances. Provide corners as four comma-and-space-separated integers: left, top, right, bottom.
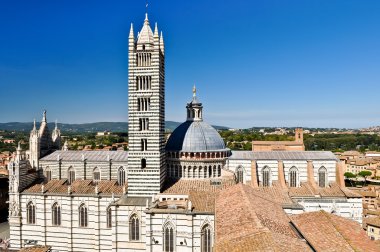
127, 13, 166, 196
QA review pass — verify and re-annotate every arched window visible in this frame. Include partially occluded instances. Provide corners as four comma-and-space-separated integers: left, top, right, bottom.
163, 223, 175, 252
217, 165, 221, 177
118, 167, 125, 186
213, 166, 217, 177
188, 167, 192, 178
289, 167, 298, 187
318, 167, 327, 187
93, 167, 100, 184
106, 207, 112, 228
208, 166, 212, 178
27, 202, 35, 224
262, 167, 271, 187
141, 158, 147, 169
45, 167, 51, 182
79, 204, 88, 227
193, 166, 197, 178
52, 203, 61, 226
129, 214, 140, 241
67, 167, 75, 185
201, 224, 212, 252
236, 167, 244, 183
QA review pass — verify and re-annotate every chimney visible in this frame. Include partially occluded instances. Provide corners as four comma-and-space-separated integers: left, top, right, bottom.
250, 160, 258, 187
335, 161, 345, 188
307, 160, 317, 188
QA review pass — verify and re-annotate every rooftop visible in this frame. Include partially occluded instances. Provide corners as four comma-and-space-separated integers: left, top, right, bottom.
291, 211, 380, 252
40, 150, 128, 162
23, 179, 124, 196
230, 150, 338, 161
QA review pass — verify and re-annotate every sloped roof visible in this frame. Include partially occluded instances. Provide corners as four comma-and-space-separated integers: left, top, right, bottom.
230, 151, 338, 161
291, 211, 380, 252
40, 150, 128, 162
137, 13, 154, 45
215, 183, 312, 252
23, 179, 124, 196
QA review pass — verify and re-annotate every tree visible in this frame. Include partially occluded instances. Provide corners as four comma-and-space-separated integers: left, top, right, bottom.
344, 172, 356, 178
358, 170, 372, 186
344, 172, 356, 187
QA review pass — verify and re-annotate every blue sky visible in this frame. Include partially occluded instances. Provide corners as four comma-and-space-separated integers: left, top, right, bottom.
0, 0, 379, 128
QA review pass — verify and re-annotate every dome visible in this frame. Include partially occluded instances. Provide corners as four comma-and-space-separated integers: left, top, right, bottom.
166, 121, 227, 152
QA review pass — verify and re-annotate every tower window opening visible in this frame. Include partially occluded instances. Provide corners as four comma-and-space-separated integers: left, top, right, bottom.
141, 158, 147, 169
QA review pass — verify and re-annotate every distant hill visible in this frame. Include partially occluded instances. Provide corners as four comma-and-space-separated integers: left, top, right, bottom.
0, 121, 229, 133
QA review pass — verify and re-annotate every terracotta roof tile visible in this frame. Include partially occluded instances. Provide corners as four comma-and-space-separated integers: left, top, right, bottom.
23, 179, 124, 195
291, 211, 380, 252
215, 184, 312, 252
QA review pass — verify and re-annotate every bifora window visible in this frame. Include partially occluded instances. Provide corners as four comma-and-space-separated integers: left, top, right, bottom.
201, 224, 212, 252
129, 214, 140, 241
118, 167, 126, 186
318, 167, 327, 187
289, 167, 298, 187
27, 202, 35, 224
79, 204, 88, 227
93, 167, 100, 184
262, 167, 270, 187
236, 167, 244, 183
67, 167, 75, 185
45, 167, 51, 182
163, 223, 175, 252
52, 203, 61, 226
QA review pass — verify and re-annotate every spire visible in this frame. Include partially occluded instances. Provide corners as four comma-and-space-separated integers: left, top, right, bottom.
160, 31, 165, 54
144, 13, 149, 25
193, 84, 197, 98
17, 141, 22, 151
33, 119, 36, 131
154, 22, 159, 37
129, 23, 134, 38
137, 13, 154, 45
42, 110, 47, 123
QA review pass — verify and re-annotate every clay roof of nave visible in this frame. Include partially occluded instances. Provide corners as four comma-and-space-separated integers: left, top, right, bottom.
230, 150, 338, 161
288, 182, 362, 198
291, 211, 380, 252
39, 150, 128, 162
23, 179, 124, 195
215, 183, 312, 252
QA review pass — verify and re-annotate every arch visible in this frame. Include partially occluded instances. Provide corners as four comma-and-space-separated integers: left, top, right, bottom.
129, 213, 140, 241
236, 166, 244, 183
289, 167, 298, 187
208, 166, 212, 178
262, 166, 271, 187
67, 167, 75, 185
27, 201, 35, 224
118, 167, 126, 186
44, 166, 51, 182
106, 207, 112, 228
79, 203, 88, 227
193, 166, 197, 178
163, 222, 175, 252
52, 202, 61, 226
217, 165, 221, 177
213, 166, 217, 178
204, 166, 207, 178
188, 167, 192, 178
318, 166, 328, 187
201, 224, 213, 252
93, 167, 100, 184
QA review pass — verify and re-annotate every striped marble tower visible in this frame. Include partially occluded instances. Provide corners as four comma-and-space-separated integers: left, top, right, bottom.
127, 13, 166, 196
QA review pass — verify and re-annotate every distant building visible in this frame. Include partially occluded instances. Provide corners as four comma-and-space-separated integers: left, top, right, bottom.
96, 131, 111, 136
252, 128, 305, 151
366, 218, 380, 240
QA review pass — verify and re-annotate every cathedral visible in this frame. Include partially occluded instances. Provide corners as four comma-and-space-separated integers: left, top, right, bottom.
8, 13, 372, 252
